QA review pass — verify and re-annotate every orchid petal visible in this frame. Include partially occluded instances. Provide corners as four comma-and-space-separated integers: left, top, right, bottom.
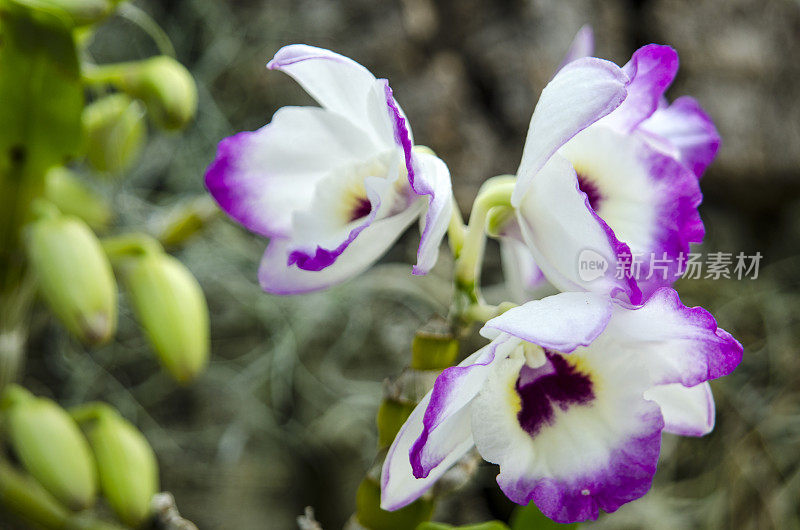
471, 346, 663, 523
268, 44, 378, 127
645, 382, 715, 437
556, 25, 594, 71
380, 392, 475, 511
640, 96, 721, 178
410, 152, 453, 275
558, 125, 704, 298
481, 292, 613, 353
515, 154, 641, 303
258, 200, 423, 294
409, 335, 519, 479
500, 238, 546, 303
205, 106, 380, 238
603, 44, 679, 134
512, 57, 628, 206
605, 288, 743, 387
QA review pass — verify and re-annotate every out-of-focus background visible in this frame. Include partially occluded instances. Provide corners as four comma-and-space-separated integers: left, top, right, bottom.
16, 0, 800, 528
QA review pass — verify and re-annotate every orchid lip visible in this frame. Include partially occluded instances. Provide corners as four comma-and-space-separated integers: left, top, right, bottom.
576, 173, 603, 211
515, 350, 595, 438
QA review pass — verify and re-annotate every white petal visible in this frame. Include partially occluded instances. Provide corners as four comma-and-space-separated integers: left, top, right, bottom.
512, 58, 628, 206
268, 45, 378, 127
408, 335, 520, 478
381, 338, 518, 510
410, 152, 453, 275
644, 382, 715, 437
515, 154, 641, 302
481, 292, 613, 353
500, 238, 545, 303
258, 200, 423, 294
558, 126, 660, 253
205, 106, 379, 238
558, 125, 704, 298
471, 346, 663, 523
380, 391, 475, 511
603, 288, 743, 387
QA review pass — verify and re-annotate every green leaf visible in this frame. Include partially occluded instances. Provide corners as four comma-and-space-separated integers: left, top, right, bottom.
510, 501, 578, 530
417, 521, 510, 530
0, 0, 83, 178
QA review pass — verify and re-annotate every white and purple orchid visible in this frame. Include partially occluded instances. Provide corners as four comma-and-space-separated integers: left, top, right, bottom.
503, 28, 721, 304
381, 288, 742, 523
205, 45, 452, 294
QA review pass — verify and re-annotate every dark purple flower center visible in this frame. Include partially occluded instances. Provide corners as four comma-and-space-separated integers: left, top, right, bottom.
349, 197, 372, 222
577, 173, 602, 211
515, 351, 594, 438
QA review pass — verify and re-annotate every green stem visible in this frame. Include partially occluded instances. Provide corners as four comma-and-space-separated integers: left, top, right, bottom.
82, 62, 132, 87
101, 233, 163, 264
453, 177, 515, 305
116, 3, 176, 59
447, 197, 466, 259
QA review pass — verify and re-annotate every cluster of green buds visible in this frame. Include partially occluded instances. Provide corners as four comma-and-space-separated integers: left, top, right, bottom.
23, 200, 211, 384
1, 0, 211, 385
0, 386, 160, 528
0, 1, 205, 527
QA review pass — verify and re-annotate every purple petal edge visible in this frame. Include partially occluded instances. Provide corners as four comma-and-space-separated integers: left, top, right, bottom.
266, 44, 351, 71
612, 44, 679, 133
499, 403, 664, 523
644, 96, 721, 179
287, 188, 382, 271
644, 288, 744, 386
383, 81, 448, 276
634, 142, 705, 298
578, 179, 643, 305
205, 130, 284, 239
409, 340, 506, 478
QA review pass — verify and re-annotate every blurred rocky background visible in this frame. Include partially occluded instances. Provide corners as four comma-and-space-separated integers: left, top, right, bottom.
12, 0, 800, 528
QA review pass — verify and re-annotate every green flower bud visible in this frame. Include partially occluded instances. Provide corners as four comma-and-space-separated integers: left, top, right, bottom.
13, 0, 121, 26
124, 252, 209, 384
86, 57, 197, 131
376, 399, 415, 449
25, 210, 117, 345
1, 385, 97, 510
45, 166, 112, 230
410, 325, 458, 371
83, 93, 146, 173
74, 404, 158, 527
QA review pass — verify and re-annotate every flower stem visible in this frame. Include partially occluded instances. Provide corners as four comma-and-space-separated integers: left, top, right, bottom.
447, 197, 466, 259
101, 233, 163, 264
453, 176, 515, 305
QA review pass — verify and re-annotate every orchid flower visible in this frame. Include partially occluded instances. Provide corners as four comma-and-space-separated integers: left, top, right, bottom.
205, 45, 452, 294
503, 27, 720, 304
381, 288, 742, 523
